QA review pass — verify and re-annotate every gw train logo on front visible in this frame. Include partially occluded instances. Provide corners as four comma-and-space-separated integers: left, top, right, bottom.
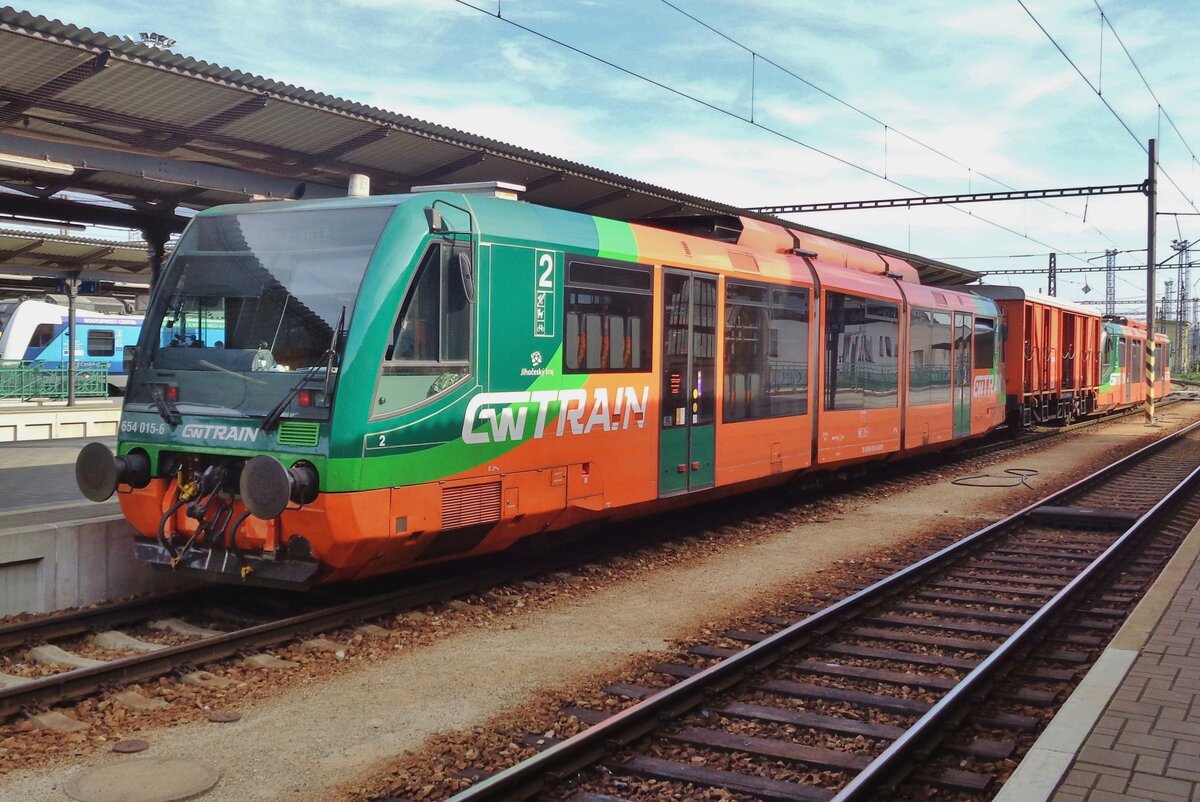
180, 424, 260, 443
463, 386, 649, 444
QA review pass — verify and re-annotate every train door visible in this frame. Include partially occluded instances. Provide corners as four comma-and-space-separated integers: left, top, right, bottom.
953, 312, 972, 437
1062, 314, 1076, 391
659, 270, 717, 496
1042, 307, 1052, 393
1023, 305, 1034, 393
1120, 337, 1131, 403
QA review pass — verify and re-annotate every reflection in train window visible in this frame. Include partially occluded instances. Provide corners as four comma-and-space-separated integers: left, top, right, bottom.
724, 282, 809, 421
908, 307, 952, 405
824, 292, 899, 411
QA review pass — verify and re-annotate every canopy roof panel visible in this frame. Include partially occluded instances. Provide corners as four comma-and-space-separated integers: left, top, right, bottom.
0, 7, 979, 287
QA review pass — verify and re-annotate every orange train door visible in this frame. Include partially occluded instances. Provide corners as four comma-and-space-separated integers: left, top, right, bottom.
1024, 305, 1034, 394
658, 270, 717, 496
1062, 314, 1076, 392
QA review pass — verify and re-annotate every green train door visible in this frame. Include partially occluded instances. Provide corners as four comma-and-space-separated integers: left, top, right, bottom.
659, 270, 717, 496
953, 312, 972, 437
1123, 337, 1132, 404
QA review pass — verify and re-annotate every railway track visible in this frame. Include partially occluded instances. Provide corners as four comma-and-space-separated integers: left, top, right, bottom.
0, 554, 595, 720
0, 401, 1187, 728
426, 419, 1200, 802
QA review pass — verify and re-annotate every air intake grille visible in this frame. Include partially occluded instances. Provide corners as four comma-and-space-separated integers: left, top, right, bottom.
276, 422, 320, 447
441, 482, 502, 529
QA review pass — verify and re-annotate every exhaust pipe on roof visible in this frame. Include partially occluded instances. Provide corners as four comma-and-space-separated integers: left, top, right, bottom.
347, 173, 370, 198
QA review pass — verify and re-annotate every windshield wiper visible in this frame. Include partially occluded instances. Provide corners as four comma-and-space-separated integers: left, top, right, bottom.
152, 390, 181, 428
261, 306, 344, 433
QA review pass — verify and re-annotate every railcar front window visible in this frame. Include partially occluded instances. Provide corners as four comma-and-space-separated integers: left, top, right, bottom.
127, 206, 393, 420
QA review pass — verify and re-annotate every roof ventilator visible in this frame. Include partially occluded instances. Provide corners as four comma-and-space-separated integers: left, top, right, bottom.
347, 173, 370, 198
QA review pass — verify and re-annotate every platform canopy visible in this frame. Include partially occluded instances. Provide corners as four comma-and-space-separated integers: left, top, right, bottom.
0, 227, 150, 294
0, 7, 978, 287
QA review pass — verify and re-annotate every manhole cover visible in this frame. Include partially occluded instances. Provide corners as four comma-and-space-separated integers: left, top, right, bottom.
111, 739, 149, 754
64, 757, 219, 802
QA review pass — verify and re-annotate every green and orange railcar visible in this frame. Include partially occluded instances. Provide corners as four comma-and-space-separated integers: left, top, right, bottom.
77, 187, 1039, 587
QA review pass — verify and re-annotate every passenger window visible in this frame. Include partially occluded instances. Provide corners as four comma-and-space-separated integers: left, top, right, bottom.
973, 318, 995, 370
908, 307, 952, 405
87, 329, 116, 357
375, 243, 472, 416
724, 281, 809, 421
824, 292, 899, 411
564, 259, 652, 373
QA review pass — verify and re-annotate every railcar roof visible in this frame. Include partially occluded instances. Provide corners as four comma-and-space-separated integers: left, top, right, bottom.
970, 285, 1099, 317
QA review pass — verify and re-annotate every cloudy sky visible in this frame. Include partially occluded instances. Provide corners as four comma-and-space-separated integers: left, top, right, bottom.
22, 0, 1200, 312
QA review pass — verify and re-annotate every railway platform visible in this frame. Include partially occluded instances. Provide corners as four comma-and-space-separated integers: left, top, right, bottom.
0, 434, 177, 617
0, 397, 121, 443
998, 516, 1200, 802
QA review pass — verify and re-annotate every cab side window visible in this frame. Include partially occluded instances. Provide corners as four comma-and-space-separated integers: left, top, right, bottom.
30, 323, 56, 348
973, 318, 995, 369
374, 243, 472, 417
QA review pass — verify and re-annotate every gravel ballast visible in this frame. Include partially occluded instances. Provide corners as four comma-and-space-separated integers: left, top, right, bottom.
2, 406, 1196, 802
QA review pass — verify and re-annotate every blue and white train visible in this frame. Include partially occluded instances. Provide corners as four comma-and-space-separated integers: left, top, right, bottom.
0, 297, 142, 389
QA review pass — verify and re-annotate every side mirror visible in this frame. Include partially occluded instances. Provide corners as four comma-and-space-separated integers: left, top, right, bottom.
458, 252, 475, 303
425, 207, 445, 233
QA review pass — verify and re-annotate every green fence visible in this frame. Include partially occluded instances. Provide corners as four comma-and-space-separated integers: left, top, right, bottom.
0, 360, 110, 400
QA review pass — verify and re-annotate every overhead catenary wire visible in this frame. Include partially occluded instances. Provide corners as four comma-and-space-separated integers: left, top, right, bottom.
1018, 0, 1200, 215
451, 0, 1103, 263
1094, 0, 1199, 168
936, 248, 1146, 260
655, 0, 1120, 248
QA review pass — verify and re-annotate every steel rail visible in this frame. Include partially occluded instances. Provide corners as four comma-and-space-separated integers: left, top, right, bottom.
0, 590, 202, 651
833, 434, 1200, 799
445, 419, 1200, 802
0, 553, 569, 718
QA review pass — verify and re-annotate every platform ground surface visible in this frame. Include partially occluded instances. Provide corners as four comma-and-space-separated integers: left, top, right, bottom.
0, 436, 116, 513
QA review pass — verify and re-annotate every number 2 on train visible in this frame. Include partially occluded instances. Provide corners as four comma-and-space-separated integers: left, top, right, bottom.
537, 252, 553, 289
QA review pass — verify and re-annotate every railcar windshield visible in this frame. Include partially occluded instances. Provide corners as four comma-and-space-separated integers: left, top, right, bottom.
126, 206, 393, 422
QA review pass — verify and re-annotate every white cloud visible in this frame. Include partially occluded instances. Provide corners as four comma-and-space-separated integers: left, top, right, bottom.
23, 0, 1200, 307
